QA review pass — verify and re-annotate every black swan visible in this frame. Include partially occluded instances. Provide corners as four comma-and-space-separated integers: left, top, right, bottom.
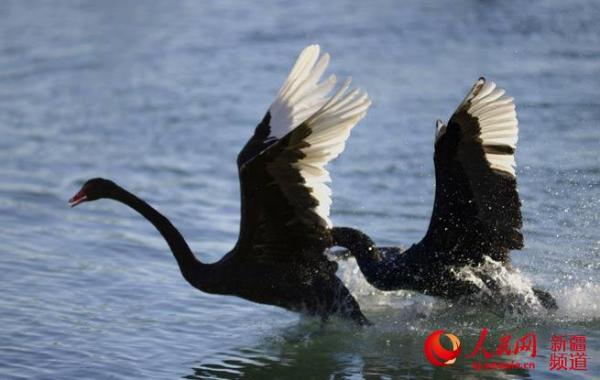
69, 45, 372, 324
331, 78, 557, 310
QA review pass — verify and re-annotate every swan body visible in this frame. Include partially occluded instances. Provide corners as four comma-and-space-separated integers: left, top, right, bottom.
70, 45, 372, 324
332, 78, 557, 310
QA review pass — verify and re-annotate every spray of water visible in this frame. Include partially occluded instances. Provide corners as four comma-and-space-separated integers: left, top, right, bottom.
335, 255, 600, 324
554, 282, 600, 322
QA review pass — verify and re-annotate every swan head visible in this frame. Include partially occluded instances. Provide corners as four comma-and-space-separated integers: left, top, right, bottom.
69, 178, 116, 207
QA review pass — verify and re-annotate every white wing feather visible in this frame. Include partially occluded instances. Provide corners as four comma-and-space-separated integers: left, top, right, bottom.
297, 79, 370, 227
457, 78, 519, 176
269, 45, 371, 227
268, 45, 337, 140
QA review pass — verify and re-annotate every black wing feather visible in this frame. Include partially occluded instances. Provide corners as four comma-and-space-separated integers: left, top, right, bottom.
422, 79, 522, 264
236, 122, 331, 263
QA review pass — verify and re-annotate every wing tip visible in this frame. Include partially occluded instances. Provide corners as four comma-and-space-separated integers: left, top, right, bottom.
435, 119, 447, 142
269, 44, 343, 140
453, 77, 520, 178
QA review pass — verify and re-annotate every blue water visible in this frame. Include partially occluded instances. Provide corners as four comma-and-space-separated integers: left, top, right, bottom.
1, 1, 599, 379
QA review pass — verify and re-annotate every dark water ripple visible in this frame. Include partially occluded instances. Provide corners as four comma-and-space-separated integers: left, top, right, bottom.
1, 1, 599, 379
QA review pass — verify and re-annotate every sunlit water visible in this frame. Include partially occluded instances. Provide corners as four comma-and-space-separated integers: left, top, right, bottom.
1, 1, 599, 379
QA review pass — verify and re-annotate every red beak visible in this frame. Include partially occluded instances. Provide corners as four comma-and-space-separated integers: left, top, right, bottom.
68, 189, 88, 207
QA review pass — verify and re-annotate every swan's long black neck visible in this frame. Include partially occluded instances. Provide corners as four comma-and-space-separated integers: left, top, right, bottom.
331, 226, 383, 280
331, 227, 414, 291
108, 184, 209, 286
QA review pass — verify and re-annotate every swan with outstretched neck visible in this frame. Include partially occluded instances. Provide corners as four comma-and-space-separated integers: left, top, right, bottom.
69, 45, 372, 324
331, 78, 557, 310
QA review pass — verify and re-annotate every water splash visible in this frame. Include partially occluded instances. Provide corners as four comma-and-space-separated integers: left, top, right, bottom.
336, 256, 547, 317
334, 256, 439, 323
336, 254, 600, 326
449, 256, 546, 315
554, 282, 600, 322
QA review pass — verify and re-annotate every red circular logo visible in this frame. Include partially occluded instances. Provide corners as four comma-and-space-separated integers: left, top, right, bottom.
424, 329, 462, 366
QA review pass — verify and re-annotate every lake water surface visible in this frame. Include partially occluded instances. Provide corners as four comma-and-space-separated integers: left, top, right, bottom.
1, 1, 599, 379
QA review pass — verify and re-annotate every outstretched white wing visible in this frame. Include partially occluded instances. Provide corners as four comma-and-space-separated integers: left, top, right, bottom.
236, 45, 370, 260
425, 77, 522, 263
